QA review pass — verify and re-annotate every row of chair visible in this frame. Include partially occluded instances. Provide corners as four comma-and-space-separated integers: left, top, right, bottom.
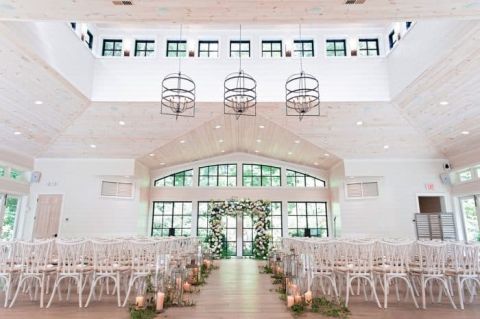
280, 237, 480, 310
0, 236, 199, 308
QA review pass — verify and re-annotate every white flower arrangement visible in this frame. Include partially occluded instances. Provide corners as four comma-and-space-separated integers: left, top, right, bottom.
208, 198, 272, 259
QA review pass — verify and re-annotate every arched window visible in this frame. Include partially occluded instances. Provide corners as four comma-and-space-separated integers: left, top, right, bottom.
286, 169, 325, 187
242, 164, 281, 187
154, 169, 193, 187
199, 164, 237, 187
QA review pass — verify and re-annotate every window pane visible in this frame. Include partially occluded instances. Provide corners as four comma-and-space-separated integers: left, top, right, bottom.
199, 176, 208, 186
243, 165, 252, 175
252, 176, 261, 186
335, 41, 345, 50
252, 165, 261, 175
199, 167, 208, 175
218, 165, 228, 175
218, 176, 228, 187
228, 165, 237, 175
272, 177, 281, 187
231, 42, 240, 51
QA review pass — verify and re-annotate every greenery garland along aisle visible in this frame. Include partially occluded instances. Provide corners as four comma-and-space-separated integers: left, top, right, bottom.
208, 199, 272, 259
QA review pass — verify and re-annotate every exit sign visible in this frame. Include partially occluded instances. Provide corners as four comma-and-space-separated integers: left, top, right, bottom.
425, 183, 435, 191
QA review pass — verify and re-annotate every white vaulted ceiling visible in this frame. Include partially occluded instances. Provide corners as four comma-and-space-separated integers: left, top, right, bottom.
0, 0, 479, 24
0, 4, 479, 169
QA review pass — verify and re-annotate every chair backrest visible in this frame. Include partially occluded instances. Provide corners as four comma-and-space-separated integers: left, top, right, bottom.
309, 240, 337, 273
377, 240, 414, 273
449, 242, 480, 275
417, 241, 447, 275
129, 241, 156, 273
339, 240, 376, 273
16, 240, 52, 274
56, 240, 88, 274
91, 240, 125, 273
0, 240, 15, 273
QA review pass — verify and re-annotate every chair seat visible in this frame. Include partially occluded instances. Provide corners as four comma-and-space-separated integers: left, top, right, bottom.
372, 265, 408, 274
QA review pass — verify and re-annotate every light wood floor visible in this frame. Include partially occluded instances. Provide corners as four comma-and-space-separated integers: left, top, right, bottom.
1, 259, 480, 319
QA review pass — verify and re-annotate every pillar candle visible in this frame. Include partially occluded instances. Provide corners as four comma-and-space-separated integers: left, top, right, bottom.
287, 295, 294, 308
135, 296, 145, 309
176, 277, 182, 289
156, 292, 165, 312
183, 281, 191, 292
294, 294, 302, 304
304, 290, 312, 303
290, 284, 298, 295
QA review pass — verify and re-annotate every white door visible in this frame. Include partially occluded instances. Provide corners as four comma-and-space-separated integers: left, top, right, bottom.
33, 194, 63, 239
460, 195, 480, 242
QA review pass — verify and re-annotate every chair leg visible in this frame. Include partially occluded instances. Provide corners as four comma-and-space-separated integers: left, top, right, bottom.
122, 277, 135, 307
39, 275, 45, 308
421, 276, 427, 309
85, 276, 99, 308
78, 275, 83, 308
369, 275, 382, 308
345, 274, 350, 307
46, 276, 61, 308
116, 273, 122, 307
9, 275, 26, 308
406, 278, 419, 309
384, 275, 389, 309
442, 278, 457, 309
456, 276, 464, 310
3, 279, 10, 308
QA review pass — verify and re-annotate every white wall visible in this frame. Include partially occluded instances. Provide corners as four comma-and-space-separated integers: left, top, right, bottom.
91, 25, 390, 102
23, 158, 148, 239
339, 159, 454, 238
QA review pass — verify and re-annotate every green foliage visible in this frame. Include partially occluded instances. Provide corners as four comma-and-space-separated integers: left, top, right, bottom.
128, 307, 156, 319
262, 264, 273, 274
310, 297, 350, 319
291, 303, 306, 315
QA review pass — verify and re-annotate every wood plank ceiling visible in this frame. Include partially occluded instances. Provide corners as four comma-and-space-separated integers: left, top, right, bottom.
0, 0, 478, 24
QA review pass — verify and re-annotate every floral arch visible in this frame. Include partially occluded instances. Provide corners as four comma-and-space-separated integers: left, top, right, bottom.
208, 199, 271, 259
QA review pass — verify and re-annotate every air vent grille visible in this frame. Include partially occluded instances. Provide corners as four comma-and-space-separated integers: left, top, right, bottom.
112, 0, 133, 5
101, 180, 134, 198
345, 0, 366, 4
345, 181, 379, 199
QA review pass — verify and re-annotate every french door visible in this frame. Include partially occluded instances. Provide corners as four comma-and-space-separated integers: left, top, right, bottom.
460, 195, 480, 242
0, 193, 21, 240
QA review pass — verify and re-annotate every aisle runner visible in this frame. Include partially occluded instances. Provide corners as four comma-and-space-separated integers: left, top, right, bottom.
160, 259, 292, 319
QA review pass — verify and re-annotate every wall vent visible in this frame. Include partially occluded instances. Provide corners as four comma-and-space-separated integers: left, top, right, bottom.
345, 181, 379, 199
112, 0, 133, 5
101, 181, 134, 199
345, 0, 366, 4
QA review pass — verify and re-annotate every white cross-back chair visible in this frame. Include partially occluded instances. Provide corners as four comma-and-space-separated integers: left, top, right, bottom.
85, 240, 129, 307
0, 241, 17, 308
412, 241, 456, 309
446, 242, 480, 309
122, 241, 156, 307
335, 240, 382, 308
374, 240, 419, 308
46, 240, 91, 308
308, 240, 339, 300
9, 240, 53, 308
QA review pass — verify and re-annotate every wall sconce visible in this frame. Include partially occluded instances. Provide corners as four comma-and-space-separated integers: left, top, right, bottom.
188, 41, 195, 57
285, 40, 293, 57
349, 38, 358, 56
394, 22, 402, 41
123, 39, 131, 57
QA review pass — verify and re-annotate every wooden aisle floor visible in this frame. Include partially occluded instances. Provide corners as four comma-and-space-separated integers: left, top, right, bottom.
1, 259, 480, 319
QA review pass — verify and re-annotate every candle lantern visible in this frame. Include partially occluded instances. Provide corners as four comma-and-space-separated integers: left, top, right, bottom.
135, 295, 145, 309
168, 264, 187, 305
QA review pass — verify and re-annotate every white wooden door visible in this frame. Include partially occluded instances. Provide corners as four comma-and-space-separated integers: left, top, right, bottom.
33, 194, 63, 239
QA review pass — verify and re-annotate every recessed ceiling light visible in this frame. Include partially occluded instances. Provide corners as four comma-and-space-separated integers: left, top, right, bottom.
461, 131, 470, 135
219, 139, 224, 143
34, 100, 43, 105
149, 153, 155, 157
255, 150, 259, 153
179, 140, 186, 144
13, 131, 22, 135
90, 144, 97, 149
288, 151, 292, 155
314, 162, 319, 166
119, 121, 126, 126
221, 150, 225, 153
294, 140, 300, 144
259, 125, 265, 129
324, 153, 330, 157
215, 125, 222, 129
356, 121, 363, 126
384, 145, 390, 149
439, 101, 449, 106
256, 139, 261, 143
160, 162, 166, 165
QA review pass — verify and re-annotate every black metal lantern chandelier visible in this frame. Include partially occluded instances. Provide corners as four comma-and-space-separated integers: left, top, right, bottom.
224, 25, 257, 118
285, 25, 320, 120
161, 25, 196, 119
